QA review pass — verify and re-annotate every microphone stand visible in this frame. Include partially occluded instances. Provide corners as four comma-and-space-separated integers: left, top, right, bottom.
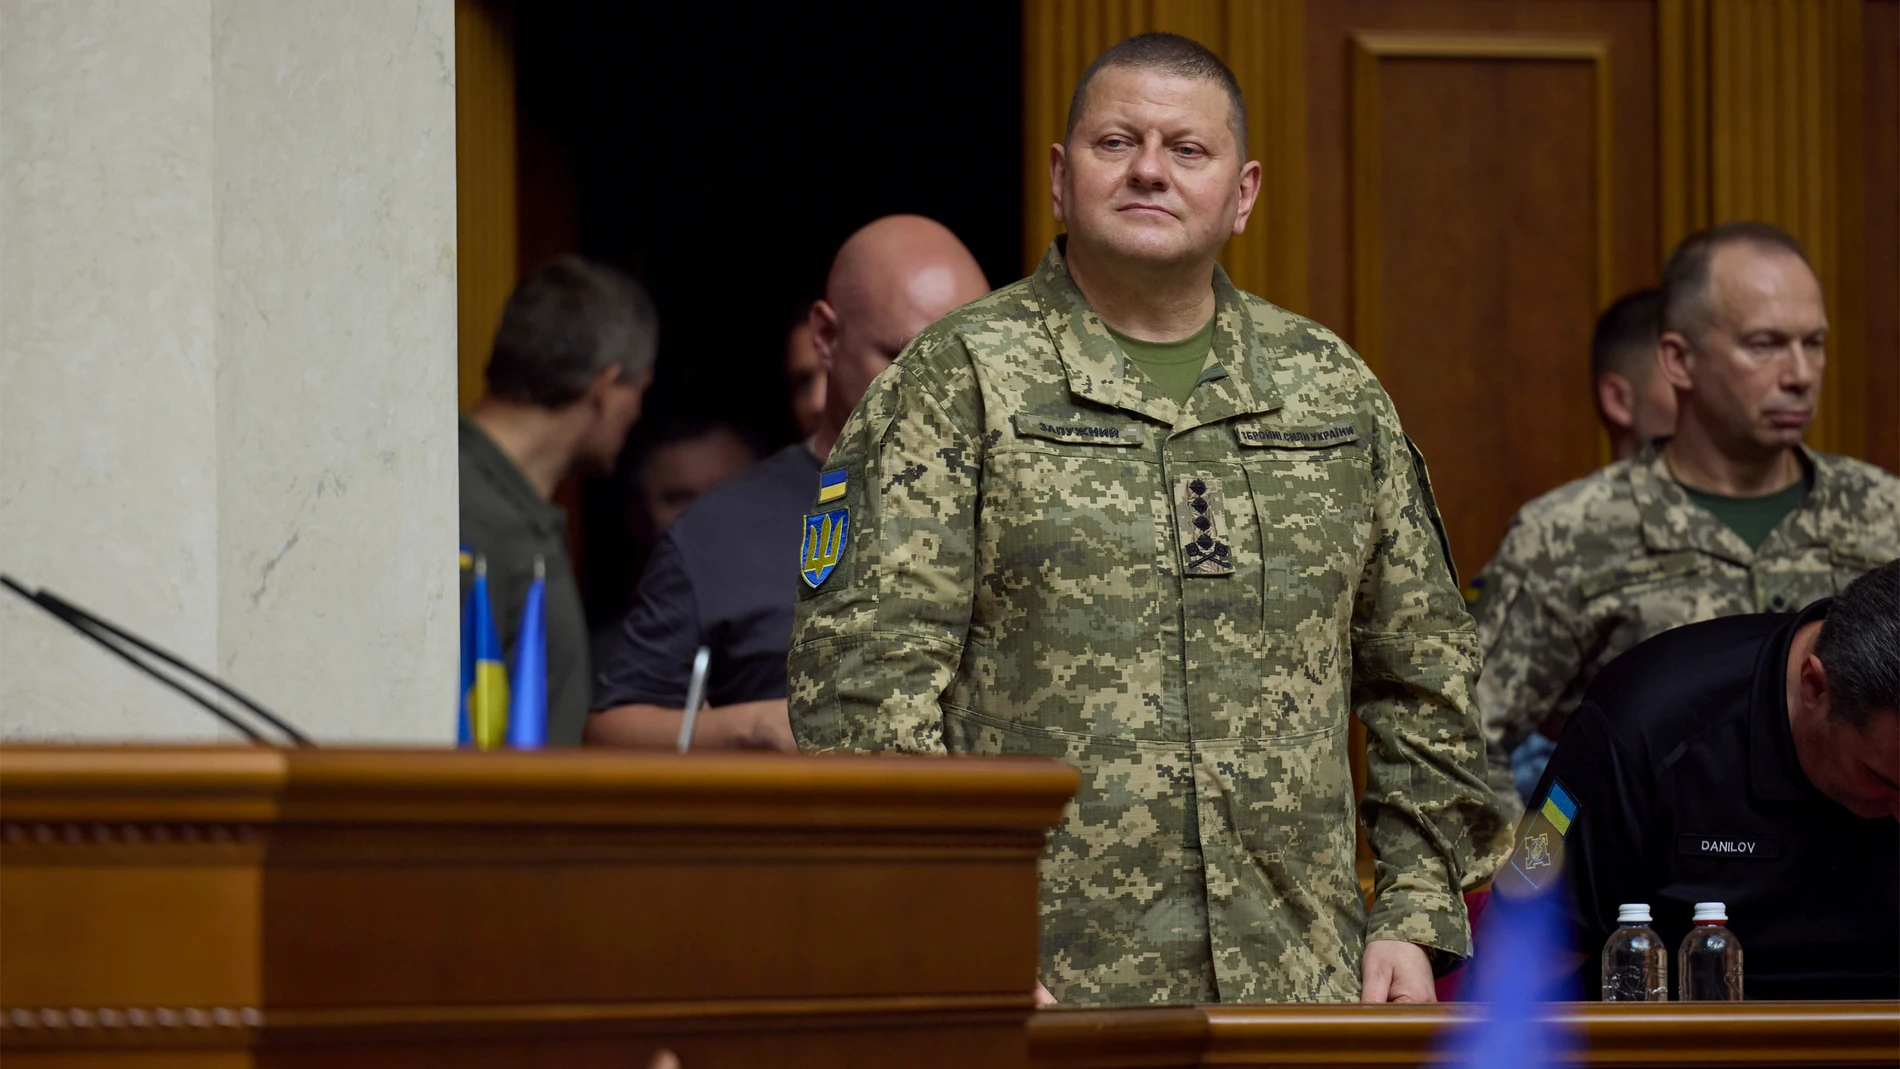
1, 574, 314, 747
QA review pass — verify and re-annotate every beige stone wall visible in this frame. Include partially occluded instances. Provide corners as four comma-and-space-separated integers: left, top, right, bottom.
0, 0, 457, 744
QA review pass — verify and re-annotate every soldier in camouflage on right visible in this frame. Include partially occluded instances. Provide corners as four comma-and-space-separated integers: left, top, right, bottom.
1475, 222, 1900, 820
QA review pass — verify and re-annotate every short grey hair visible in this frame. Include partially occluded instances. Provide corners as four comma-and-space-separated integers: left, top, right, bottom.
1658, 221, 1811, 346
1065, 33, 1249, 156
484, 255, 658, 407
1814, 559, 1900, 729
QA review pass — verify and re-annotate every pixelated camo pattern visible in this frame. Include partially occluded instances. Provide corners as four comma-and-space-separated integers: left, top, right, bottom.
1473, 443, 1900, 824
788, 242, 1506, 1005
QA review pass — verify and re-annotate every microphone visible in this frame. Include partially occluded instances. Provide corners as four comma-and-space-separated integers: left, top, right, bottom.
1, 574, 314, 747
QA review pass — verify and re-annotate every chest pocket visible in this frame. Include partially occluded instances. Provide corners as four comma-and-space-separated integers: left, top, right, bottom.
1235, 422, 1374, 634
1577, 552, 1704, 601
1829, 545, 1892, 593
974, 414, 1163, 655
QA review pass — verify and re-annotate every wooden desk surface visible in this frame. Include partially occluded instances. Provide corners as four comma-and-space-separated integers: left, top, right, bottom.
1029, 1000, 1900, 1068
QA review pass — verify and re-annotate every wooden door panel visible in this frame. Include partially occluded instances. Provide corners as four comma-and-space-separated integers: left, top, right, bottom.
1354, 38, 1608, 579
1307, 1, 1662, 579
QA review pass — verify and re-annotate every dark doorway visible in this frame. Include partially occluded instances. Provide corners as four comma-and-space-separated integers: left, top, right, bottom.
516, 3, 1024, 630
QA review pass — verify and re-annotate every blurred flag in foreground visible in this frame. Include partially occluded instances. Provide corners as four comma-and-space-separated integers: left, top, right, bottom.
1441, 880, 1579, 1068
461, 556, 510, 749
505, 556, 548, 749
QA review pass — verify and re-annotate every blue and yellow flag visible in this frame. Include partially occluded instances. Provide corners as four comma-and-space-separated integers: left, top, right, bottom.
458, 546, 475, 746
462, 557, 509, 749
505, 558, 548, 750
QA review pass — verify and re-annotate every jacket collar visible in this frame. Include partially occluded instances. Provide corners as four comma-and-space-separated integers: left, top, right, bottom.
459, 416, 567, 539
1632, 440, 1827, 565
1028, 239, 1283, 432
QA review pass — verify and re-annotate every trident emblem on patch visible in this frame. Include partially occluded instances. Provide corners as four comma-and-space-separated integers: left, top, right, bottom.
801, 508, 849, 588
1522, 833, 1551, 870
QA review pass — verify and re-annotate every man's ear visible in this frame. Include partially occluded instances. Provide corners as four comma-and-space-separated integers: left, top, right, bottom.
1231, 159, 1263, 236
810, 301, 840, 376
1800, 653, 1832, 720
1657, 330, 1696, 392
582, 364, 623, 407
1596, 372, 1636, 432
1049, 143, 1068, 226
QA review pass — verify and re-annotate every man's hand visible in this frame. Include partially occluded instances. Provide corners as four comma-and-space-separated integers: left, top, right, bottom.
583, 699, 796, 751
727, 699, 796, 751
1034, 981, 1057, 1007
1360, 940, 1436, 1003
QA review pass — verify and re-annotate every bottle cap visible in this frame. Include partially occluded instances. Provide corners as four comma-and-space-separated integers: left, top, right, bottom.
1616, 903, 1652, 923
1692, 902, 1727, 922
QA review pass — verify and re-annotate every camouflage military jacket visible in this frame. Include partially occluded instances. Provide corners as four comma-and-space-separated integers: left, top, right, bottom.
1474, 442, 1900, 788
788, 243, 1502, 1005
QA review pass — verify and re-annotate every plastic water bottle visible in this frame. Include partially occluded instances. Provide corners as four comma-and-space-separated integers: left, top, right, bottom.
1601, 903, 1668, 1001
1678, 902, 1743, 1000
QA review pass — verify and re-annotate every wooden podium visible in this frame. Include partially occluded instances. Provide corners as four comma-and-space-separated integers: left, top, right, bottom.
0, 746, 1077, 1068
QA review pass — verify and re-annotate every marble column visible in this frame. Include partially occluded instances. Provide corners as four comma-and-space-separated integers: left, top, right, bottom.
0, 0, 457, 743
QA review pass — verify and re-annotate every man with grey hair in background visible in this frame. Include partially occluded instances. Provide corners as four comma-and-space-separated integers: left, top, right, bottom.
462, 255, 658, 746
1475, 222, 1900, 821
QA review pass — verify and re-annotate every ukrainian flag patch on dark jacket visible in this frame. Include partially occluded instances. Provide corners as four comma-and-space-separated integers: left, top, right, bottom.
1506, 779, 1579, 893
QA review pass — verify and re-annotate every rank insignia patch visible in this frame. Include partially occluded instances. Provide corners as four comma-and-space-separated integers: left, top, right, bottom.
1176, 474, 1234, 577
800, 508, 848, 589
817, 468, 847, 503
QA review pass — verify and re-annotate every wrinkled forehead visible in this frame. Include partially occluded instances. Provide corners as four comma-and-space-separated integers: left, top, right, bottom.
1706, 243, 1827, 332
1075, 66, 1238, 144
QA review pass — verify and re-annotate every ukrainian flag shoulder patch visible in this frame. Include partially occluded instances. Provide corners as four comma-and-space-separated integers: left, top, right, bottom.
1541, 780, 1579, 836
817, 468, 847, 503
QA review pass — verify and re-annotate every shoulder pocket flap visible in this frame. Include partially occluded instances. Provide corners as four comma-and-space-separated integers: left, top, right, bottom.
1011, 412, 1148, 447
1234, 420, 1360, 449
1578, 551, 1702, 600
1828, 545, 1892, 572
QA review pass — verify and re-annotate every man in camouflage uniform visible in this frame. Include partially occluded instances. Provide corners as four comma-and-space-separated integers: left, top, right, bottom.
1476, 222, 1900, 821
788, 33, 1502, 1006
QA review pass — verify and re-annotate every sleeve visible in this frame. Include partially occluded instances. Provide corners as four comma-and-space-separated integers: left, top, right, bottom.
1492, 701, 1653, 997
1472, 519, 1589, 759
1351, 398, 1509, 970
786, 349, 982, 754
590, 532, 701, 710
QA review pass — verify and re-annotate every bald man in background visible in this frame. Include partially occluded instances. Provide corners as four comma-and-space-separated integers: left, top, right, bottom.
587, 215, 989, 748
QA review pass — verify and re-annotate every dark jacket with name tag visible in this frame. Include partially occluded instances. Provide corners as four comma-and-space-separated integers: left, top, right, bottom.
1499, 600, 1899, 999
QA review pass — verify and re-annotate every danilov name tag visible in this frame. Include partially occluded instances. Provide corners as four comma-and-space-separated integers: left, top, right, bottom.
1678, 834, 1779, 859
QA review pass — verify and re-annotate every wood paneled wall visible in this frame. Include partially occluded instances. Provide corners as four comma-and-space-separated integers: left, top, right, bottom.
1660, 0, 1874, 461
1021, 0, 1307, 309
1023, 0, 1900, 583
455, 0, 517, 415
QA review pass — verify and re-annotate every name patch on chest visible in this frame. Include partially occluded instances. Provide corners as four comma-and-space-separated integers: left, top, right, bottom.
1012, 412, 1148, 447
1678, 834, 1779, 859
1234, 421, 1359, 448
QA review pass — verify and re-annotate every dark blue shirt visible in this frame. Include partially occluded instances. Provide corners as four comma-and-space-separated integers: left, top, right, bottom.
593, 443, 818, 710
